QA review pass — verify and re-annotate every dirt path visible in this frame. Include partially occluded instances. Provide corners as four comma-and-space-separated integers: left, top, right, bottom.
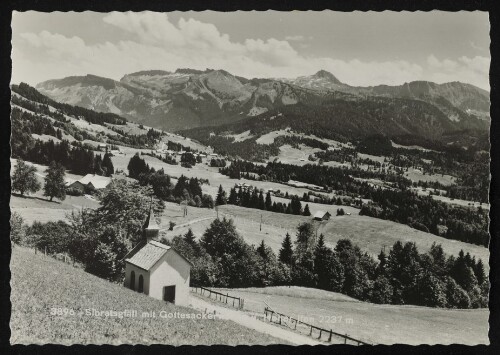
188, 295, 322, 345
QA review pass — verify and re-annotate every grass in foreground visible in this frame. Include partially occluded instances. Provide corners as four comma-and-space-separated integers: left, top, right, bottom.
10, 246, 284, 345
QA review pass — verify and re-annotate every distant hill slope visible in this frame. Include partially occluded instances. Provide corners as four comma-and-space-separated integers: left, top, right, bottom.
10, 247, 283, 345
35, 69, 490, 132
281, 72, 490, 117
181, 97, 489, 153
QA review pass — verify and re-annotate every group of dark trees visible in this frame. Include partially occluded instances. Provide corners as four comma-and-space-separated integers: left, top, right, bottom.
209, 158, 227, 167
314, 147, 358, 165
128, 154, 214, 208
167, 219, 487, 309
180, 133, 280, 162
217, 185, 311, 216
12, 129, 114, 178
274, 135, 329, 150
106, 130, 162, 149
143, 151, 178, 165
360, 188, 489, 247
180, 152, 201, 168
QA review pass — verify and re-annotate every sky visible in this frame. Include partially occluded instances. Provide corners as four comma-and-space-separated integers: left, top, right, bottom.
11, 11, 491, 90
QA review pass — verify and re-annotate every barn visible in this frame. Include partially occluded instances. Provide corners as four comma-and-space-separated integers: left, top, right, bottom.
123, 208, 192, 306
68, 174, 111, 193
313, 210, 331, 221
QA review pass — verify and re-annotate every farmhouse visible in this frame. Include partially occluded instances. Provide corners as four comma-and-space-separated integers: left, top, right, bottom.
313, 210, 331, 221
123, 208, 192, 306
68, 174, 112, 193
97, 143, 108, 151
79, 174, 112, 190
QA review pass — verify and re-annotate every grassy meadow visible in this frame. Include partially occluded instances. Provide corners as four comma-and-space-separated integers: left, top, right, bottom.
10, 246, 284, 345
211, 286, 489, 345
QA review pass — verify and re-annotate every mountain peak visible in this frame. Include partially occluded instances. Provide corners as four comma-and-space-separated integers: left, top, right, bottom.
313, 70, 342, 84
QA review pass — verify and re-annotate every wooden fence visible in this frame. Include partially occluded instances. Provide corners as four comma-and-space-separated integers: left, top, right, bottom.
191, 286, 245, 309
264, 307, 371, 345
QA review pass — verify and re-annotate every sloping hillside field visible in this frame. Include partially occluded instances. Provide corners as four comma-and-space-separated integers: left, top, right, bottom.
10, 247, 283, 345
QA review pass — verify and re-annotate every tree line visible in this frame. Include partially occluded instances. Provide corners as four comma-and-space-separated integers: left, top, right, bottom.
128, 153, 214, 208
216, 185, 311, 216
167, 219, 488, 309
360, 188, 489, 247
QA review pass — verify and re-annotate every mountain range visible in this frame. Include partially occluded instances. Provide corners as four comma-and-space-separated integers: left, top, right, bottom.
35, 69, 490, 135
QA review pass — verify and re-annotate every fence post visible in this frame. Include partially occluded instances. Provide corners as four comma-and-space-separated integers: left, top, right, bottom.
233, 298, 235, 307
328, 329, 333, 342
294, 319, 297, 330
226, 293, 228, 303
344, 334, 347, 344
278, 315, 281, 325
309, 325, 313, 336
318, 329, 322, 339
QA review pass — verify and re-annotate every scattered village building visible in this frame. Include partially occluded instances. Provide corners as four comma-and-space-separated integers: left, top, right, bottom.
78, 174, 112, 190
313, 210, 331, 221
64, 177, 76, 187
123, 208, 192, 306
68, 174, 112, 193
97, 143, 108, 151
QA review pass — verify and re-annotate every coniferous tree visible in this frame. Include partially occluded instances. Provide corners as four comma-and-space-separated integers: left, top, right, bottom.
215, 185, 227, 206
377, 249, 387, 276
174, 175, 189, 198
250, 189, 259, 208
127, 153, 149, 179
94, 154, 104, 176
257, 240, 267, 260
228, 187, 238, 205
314, 234, 331, 289
183, 228, 196, 245
474, 259, 487, 285
43, 161, 66, 202
188, 178, 203, 199
279, 233, 294, 265
303, 204, 311, 216
265, 191, 273, 210
102, 153, 114, 176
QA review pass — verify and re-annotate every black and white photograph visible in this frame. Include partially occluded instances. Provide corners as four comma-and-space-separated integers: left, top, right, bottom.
8, 9, 492, 346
